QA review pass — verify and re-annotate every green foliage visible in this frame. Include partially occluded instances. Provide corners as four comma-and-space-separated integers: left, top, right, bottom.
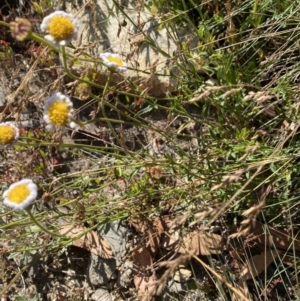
14, 295, 41, 301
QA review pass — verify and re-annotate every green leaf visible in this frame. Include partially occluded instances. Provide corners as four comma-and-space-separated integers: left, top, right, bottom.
14, 296, 28, 301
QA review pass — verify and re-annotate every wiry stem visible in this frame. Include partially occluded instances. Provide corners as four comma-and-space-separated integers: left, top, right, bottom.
25, 208, 64, 237
100, 72, 129, 154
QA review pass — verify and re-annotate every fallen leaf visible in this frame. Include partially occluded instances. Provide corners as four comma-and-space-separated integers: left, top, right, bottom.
251, 223, 300, 252
129, 215, 168, 300
133, 247, 157, 301
239, 250, 275, 282
60, 225, 112, 259
235, 250, 275, 300
129, 216, 166, 255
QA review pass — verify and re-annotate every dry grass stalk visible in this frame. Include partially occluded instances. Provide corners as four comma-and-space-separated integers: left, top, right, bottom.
243, 91, 275, 102
229, 184, 271, 239
166, 213, 190, 230
0, 47, 52, 121
229, 203, 265, 239
192, 254, 251, 301
189, 207, 218, 227
211, 169, 244, 191
243, 91, 278, 117
220, 87, 243, 98
256, 93, 276, 105
184, 86, 225, 104
242, 201, 266, 219
234, 250, 275, 301
140, 254, 192, 300
238, 144, 259, 162
204, 141, 288, 232
184, 84, 256, 104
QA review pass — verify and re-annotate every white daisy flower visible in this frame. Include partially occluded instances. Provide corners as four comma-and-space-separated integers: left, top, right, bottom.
0, 122, 20, 148
40, 11, 78, 46
100, 52, 128, 73
43, 92, 74, 130
3, 179, 38, 211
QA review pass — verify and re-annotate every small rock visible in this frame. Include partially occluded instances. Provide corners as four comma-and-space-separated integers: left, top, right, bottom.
117, 261, 133, 288
91, 288, 112, 301
87, 253, 116, 287
25, 252, 47, 279
100, 221, 129, 264
167, 279, 188, 294
86, 221, 129, 287
63, 0, 198, 96
0, 71, 7, 111
173, 265, 192, 282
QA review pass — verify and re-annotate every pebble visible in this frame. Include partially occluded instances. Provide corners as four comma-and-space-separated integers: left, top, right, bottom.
91, 288, 112, 301
87, 221, 129, 287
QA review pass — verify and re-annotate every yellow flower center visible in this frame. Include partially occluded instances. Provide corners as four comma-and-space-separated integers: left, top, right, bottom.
47, 100, 70, 126
8, 184, 30, 204
0, 125, 16, 145
108, 56, 124, 67
48, 15, 75, 41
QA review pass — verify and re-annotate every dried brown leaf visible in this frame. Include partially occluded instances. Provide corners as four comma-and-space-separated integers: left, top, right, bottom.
60, 225, 112, 259
129, 216, 168, 300
239, 251, 274, 282
252, 223, 300, 252
133, 247, 157, 301
236, 251, 275, 299
129, 216, 166, 255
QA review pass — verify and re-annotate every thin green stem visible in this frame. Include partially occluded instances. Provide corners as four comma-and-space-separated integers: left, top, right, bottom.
30, 32, 99, 64
25, 208, 64, 237
60, 46, 176, 102
102, 72, 112, 99
61, 46, 140, 98
0, 252, 43, 296
61, 45, 104, 89
100, 72, 129, 154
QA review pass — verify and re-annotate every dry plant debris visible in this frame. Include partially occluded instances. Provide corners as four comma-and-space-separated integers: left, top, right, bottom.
60, 225, 113, 259
161, 230, 223, 255
131, 217, 300, 301
233, 251, 275, 300
129, 214, 226, 299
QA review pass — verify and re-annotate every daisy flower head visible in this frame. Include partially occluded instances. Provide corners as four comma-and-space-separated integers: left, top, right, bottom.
43, 92, 74, 130
40, 11, 78, 46
0, 122, 20, 148
100, 52, 128, 73
3, 179, 38, 211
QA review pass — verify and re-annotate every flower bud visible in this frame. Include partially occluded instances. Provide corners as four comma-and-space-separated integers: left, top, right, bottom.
10, 18, 32, 42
